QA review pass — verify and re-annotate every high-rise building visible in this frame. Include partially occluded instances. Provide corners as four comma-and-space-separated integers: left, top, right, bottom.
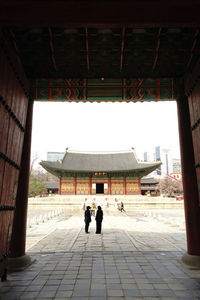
143, 151, 154, 162
47, 152, 64, 162
155, 146, 173, 176
172, 158, 181, 171
143, 152, 149, 162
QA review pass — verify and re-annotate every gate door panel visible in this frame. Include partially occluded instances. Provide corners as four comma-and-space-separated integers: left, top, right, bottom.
187, 78, 200, 204
0, 33, 29, 280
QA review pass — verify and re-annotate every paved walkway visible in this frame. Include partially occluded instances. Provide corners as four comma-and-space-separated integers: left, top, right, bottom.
1, 209, 200, 300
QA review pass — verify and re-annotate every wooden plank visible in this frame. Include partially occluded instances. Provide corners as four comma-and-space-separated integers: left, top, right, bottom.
1, 163, 11, 206
188, 91, 200, 204
0, 65, 11, 204
0, 159, 5, 203
0, 49, 10, 100
193, 86, 200, 201
0, 48, 7, 97
0, 49, 8, 212
0, 165, 14, 257
192, 91, 200, 167
6, 118, 15, 161
15, 94, 28, 166
18, 90, 28, 128
0, 106, 8, 203
188, 95, 198, 167
0, 106, 10, 155
5, 65, 15, 108
10, 85, 22, 162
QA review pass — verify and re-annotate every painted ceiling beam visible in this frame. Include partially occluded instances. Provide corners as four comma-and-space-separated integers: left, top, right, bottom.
85, 27, 90, 72
120, 27, 125, 72
48, 27, 57, 72
152, 27, 162, 72
187, 29, 199, 69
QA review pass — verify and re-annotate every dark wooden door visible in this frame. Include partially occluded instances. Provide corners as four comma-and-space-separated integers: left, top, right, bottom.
188, 82, 200, 205
0, 32, 29, 280
96, 183, 104, 194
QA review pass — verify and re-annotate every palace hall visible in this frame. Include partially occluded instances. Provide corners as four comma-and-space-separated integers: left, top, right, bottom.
40, 148, 161, 195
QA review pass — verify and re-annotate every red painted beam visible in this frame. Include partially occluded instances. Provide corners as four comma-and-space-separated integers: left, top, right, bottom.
33, 84, 173, 89
120, 27, 125, 72
85, 27, 90, 72
187, 29, 199, 69
152, 27, 162, 72
48, 27, 57, 72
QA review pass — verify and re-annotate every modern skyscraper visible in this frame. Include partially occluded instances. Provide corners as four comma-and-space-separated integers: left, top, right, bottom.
155, 146, 173, 176
143, 151, 148, 162
47, 152, 64, 162
172, 158, 181, 171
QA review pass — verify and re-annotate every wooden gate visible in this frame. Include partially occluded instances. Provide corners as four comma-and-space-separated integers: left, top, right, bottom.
0, 31, 29, 280
186, 63, 200, 205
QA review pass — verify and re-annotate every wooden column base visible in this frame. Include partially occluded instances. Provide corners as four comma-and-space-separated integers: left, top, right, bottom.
7, 254, 34, 272
182, 253, 200, 269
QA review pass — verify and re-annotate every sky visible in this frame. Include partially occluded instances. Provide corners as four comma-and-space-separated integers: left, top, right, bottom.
31, 101, 180, 167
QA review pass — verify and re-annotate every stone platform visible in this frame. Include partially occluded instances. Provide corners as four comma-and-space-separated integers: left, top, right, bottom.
28, 195, 184, 210
1, 209, 200, 300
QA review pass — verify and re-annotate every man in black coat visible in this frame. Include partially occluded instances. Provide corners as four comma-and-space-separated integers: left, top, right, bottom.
84, 206, 91, 233
95, 206, 103, 234
120, 201, 125, 212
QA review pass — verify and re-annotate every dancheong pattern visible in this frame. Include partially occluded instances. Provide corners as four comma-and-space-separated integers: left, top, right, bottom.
33, 78, 175, 102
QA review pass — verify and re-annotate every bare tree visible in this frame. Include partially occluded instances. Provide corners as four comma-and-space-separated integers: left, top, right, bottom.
158, 176, 183, 197
30, 152, 39, 174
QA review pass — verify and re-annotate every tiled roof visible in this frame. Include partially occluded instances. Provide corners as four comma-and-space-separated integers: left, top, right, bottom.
141, 177, 159, 184
45, 182, 59, 189
41, 149, 161, 172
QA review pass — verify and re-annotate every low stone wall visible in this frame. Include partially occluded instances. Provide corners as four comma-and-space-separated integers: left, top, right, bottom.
27, 209, 64, 227
28, 195, 183, 210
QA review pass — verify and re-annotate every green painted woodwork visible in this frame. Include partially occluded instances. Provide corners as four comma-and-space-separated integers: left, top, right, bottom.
86, 97, 122, 100
34, 78, 174, 102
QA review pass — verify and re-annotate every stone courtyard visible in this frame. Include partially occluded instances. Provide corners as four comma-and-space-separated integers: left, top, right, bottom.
1, 209, 200, 300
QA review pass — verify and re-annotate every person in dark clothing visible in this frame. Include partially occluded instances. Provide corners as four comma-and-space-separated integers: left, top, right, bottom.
120, 201, 125, 212
95, 206, 103, 234
84, 206, 91, 233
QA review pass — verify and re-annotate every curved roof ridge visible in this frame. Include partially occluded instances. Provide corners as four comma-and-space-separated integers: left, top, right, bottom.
66, 148, 135, 154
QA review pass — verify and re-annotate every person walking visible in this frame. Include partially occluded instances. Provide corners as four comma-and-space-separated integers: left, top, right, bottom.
95, 206, 103, 234
84, 206, 91, 233
120, 201, 125, 212
82, 199, 86, 211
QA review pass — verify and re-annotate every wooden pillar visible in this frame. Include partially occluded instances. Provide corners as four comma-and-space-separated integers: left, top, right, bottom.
124, 177, 126, 195
89, 177, 92, 195
59, 177, 62, 195
138, 179, 141, 195
74, 177, 77, 195
8, 100, 33, 271
108, 177, 111, 195
177, 90, 200, 258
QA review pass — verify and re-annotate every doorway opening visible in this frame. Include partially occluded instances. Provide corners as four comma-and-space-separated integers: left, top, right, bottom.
96, 183, 104, 194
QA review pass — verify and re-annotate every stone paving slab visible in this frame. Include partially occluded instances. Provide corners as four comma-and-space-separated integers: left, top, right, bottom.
1, 209, 200, 299
28, 210, 186, 253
